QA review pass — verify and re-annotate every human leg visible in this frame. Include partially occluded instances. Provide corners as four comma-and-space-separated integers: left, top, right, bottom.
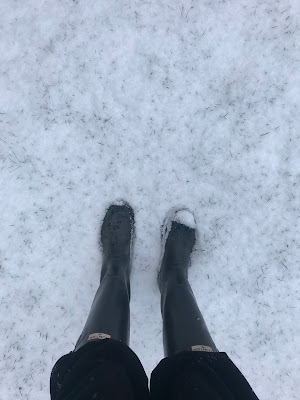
74, 203, 134, 351
158, 210, 217, 357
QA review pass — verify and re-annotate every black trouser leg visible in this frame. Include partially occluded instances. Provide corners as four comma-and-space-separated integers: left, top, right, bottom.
74, 273, 130, 351
161, 276, 218, 357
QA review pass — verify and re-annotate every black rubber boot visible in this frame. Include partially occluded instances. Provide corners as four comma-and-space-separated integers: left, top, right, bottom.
74, 202, 134, 351
100, 203, 134, 297
158, 210, 218, 357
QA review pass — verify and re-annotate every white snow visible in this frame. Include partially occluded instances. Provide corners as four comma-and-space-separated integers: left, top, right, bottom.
173, 209, 196, 229
0, 1, 299, 399
110, 198, 130, 207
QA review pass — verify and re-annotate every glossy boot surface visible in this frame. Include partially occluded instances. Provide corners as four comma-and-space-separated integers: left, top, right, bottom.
158, 211, 218, 357
75, 203, 134, 351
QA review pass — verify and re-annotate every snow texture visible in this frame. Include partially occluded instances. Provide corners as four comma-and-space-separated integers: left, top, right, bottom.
0, 0, 299, 399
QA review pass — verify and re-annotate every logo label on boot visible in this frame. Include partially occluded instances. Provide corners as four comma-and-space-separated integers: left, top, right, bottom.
191, 345, 213, 352
88, 333, 111, 341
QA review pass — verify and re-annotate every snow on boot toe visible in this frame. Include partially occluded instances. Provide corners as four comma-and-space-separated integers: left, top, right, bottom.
158, 209, 196, 290
173, 209, 196, 229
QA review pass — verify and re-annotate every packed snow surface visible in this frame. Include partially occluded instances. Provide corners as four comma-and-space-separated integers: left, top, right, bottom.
0, 1, 299, 399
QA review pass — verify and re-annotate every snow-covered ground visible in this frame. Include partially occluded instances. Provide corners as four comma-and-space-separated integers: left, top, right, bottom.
0, 1, 299, 399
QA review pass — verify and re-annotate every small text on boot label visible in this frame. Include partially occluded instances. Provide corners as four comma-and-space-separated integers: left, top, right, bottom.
88, 333, 111, 341
191, 345, 213, 352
